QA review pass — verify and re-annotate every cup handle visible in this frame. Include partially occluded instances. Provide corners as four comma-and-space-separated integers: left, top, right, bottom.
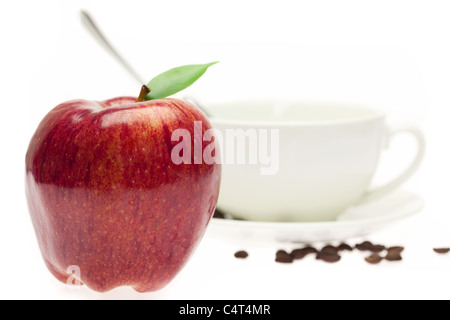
359, 122, 425, 203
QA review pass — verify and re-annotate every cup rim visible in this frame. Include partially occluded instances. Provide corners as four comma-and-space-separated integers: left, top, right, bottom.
207, 99, 385, 127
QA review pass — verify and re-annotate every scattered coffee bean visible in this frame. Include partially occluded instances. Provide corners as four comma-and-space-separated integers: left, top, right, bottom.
365, 253, 383, 265
337, 243, 353, 252
276, 250, 294, 263
316, 245, 341, 263
355, 241, 385, 253
355, 241, 374, 251
271, 241, 405, 265
303, 246, 319, 255
321, 245, 339, 255
385, 246, 404, 261
316, 251, 341, 263
433, 248, 450, 254
370, 245, 386, 253
291, 247, 318, 260
290, 249, 307, 260
234, 250, 249, 259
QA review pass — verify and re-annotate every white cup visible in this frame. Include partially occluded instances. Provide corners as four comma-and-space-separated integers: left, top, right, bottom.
208, 100, 425, 222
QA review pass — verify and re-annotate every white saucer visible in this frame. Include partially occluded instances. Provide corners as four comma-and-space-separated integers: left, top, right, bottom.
208, 190, 424, 243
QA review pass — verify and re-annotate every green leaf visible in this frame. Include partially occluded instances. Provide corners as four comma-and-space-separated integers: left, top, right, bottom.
145, 61, 218, 100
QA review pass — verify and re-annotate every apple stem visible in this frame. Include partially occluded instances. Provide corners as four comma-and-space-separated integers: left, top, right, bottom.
136, 85, 151, 102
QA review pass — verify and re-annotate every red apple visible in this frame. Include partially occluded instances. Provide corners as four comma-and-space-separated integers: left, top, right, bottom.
25, 97, 221, 292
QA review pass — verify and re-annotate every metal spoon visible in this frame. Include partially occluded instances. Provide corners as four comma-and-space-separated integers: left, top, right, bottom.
80, 10, 145, 85
80, 10, 211, 116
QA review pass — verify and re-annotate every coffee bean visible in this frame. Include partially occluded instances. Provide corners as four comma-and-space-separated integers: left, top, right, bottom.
303, 246, 319, 255
433, 248, 450, 254
355, 241, 385, 253
276, 250, 294, 263
365, 253, 383, 265
316, 251, 341, 263
337, 243, 353, 252
316, 246, 341, 263
388, 246, 404, 254
234, 250, 248, 259
291, 247, 318, 260
385, 254, 402, 262
321, 245, 339, 255
355, 241, 374, 251
290, 249, 307, 260
370, 245, 386, 253
385, 246, 404, 261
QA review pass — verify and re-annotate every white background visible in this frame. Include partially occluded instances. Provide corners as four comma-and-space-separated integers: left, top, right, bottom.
1, 0, 450, 300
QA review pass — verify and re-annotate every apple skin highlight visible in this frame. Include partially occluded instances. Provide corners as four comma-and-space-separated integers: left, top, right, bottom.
25, 97, 221, 292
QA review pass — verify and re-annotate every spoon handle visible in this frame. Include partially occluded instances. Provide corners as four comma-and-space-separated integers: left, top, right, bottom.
80, 10, 145, 85
80, 10, 211, 116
